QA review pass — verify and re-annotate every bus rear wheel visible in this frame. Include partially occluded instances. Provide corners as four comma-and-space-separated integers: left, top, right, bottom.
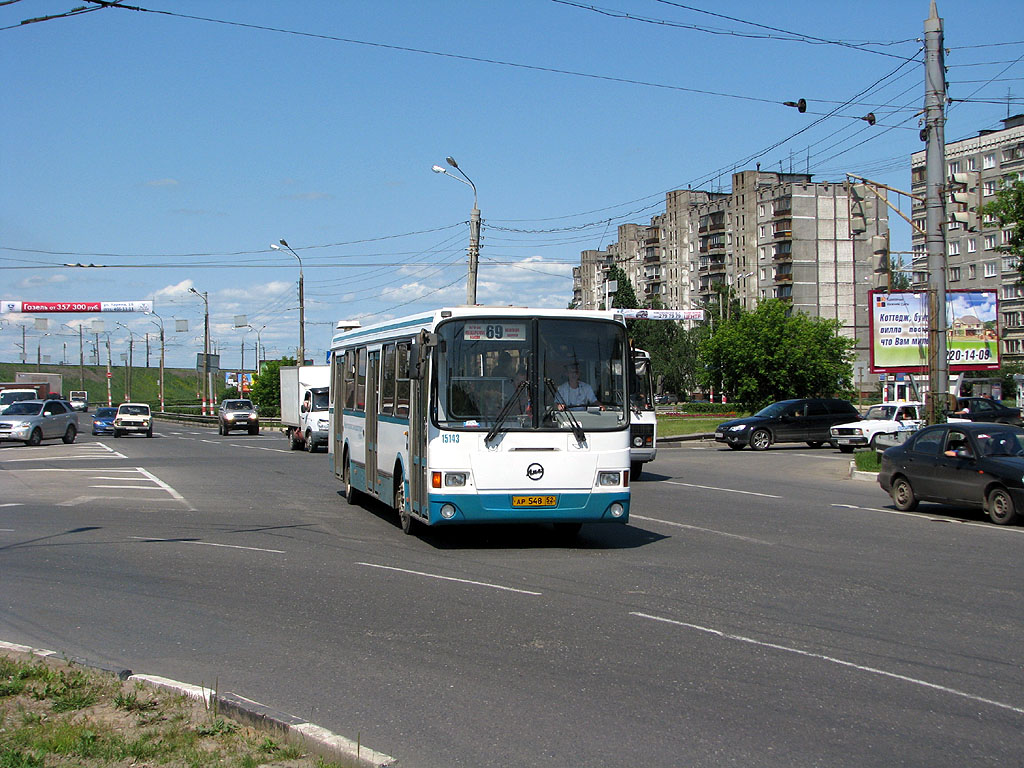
395, 479, 413, 535
344, 455, 359, 505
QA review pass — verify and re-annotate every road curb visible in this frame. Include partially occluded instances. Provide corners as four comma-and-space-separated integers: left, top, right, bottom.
848, 460, 879, 482
0, 640, 396, 768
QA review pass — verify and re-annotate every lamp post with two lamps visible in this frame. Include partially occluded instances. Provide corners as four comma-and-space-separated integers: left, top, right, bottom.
189, 287, 212, 415
150, 311, 166, 411
432, 156, 480, 305
115, 322, 136, 401
270, 240, 304, 365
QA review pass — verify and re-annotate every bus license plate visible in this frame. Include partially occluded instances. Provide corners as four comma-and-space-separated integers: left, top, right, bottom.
512, 495, 557, 508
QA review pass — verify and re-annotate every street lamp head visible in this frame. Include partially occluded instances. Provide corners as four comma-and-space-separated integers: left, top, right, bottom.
446, 156, 458, 169
279, 239, 289, 248
269, 243, 280, 251
431, 165, 445, 174
188, 287, 198, 295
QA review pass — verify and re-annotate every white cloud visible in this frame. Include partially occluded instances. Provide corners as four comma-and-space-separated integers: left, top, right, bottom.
19, 273, 69, 289
146, 178, 179, 187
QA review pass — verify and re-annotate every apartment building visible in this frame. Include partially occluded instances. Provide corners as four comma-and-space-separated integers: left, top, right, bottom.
572, 170, 888, 377
910, 114, 1024, 361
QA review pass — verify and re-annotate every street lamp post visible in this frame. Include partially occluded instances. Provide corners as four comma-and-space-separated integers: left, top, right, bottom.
247, 324, 266, 371
432, 156, 480, 305
150, 312, 166, 412
189, 287, 211, 415
115, 322, 136, 402
271, 240, 304, 365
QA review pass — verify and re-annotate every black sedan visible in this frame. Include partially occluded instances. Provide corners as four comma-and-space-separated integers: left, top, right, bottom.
878, 422, 1024, 525
946, 396, 1022, 425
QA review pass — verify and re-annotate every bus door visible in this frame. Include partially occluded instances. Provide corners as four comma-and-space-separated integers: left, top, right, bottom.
407, 339, 431, 521
365, 350, 380, 496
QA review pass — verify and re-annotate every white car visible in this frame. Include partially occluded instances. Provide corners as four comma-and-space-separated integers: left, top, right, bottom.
113, 402, 153, 438
830, 401, 923, 453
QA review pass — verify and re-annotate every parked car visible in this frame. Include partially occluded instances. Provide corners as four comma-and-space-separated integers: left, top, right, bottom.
91, 406, 117, 435
946, 397, 1022, 426
0, 399, 78, 446
113, 402, 153, 438
218, 399, 259, 435
878, 421, 1024, 525
830, 401, 924, 453
715, 398, 860, 451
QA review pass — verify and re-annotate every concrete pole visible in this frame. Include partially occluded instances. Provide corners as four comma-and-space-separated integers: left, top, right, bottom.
924, 1, 949, 422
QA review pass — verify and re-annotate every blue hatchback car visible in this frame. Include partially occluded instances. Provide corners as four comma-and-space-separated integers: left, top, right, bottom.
91, 406, 117, 435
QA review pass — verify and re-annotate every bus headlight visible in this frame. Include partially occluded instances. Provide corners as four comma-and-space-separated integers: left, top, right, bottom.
445, 472, 467, 487
440, 503, 457, 519
609, 502, 625, 518
598, 471, 621, 487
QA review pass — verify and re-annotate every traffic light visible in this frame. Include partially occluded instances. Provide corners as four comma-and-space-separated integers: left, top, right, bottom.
871, 235, 890, 290
948, 172, 978, 232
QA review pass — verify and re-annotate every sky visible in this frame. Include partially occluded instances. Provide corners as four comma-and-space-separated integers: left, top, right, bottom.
2, 0, 1022, 371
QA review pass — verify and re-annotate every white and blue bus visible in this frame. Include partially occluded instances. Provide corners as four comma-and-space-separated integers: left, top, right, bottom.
629, 348, 657, 478
330, 307, 632, 537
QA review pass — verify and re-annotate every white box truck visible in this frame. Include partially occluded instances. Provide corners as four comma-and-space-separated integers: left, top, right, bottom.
279, 365, 331, 452
15, 372, 62, 398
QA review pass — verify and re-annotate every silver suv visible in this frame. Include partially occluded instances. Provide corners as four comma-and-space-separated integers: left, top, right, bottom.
218, 399, 259, 435
0, 399, 78, 446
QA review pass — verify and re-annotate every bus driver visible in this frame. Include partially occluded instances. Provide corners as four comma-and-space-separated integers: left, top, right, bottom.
556, 363, 599, 410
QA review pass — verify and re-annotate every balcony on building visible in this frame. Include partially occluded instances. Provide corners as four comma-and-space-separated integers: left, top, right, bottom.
773, 242, 793, 261
773, 196, 792, 215
774, 268, 793, 282
773, 220, 792, 239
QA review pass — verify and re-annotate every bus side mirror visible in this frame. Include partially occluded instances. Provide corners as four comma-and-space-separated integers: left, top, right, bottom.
407, 331, 438, 380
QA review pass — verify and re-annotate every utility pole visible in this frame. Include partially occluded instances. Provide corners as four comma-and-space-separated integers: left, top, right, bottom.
924, 1, 949, 423
78, 324, 85, 390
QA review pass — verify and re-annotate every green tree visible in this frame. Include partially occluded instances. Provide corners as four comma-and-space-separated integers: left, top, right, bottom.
249, 357, 296, 417
698, 300, 854, 408
984, 178, 1024, 277
605, 265, 639, 309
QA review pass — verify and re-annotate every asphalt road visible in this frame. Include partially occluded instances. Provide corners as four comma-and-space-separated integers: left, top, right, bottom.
2, 424, 1024, 767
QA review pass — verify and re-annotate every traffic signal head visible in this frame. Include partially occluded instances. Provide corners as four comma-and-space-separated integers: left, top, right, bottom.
948, 172, 978, 231
871, 235, 889, 273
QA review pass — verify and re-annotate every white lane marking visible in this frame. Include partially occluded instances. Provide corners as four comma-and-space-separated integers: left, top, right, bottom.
632, 611, 1024, 716
135, 467, 187, 502
89, 485, 165, 490
0, 528, 15, 531
664, 480, 782, 498
12, 467, 137, 473
831, 503, 1024, 533
129, 536, 284, 554
231, 444, 292, 453
0, 503, 23, 508
630, 514, 772, 544
357, 562, 542, 596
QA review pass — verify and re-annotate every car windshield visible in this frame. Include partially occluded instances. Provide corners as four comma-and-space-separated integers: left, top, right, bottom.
94, 407, 117, 418
975, 430, 1024, 457
3, 402, 42, 416
753, 401, 795, 418
864, 405, 897, 420
118, 405, 149, 416
225, 400, 253, 410
311, 390, 330, 411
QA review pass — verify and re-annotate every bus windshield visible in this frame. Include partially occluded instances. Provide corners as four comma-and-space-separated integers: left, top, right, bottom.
434, 316, 627, 433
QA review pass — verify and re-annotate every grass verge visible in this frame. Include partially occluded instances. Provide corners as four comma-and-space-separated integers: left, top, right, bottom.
657, 416, 724, 437
854, 450, 881, 473
0, 650, 346, 768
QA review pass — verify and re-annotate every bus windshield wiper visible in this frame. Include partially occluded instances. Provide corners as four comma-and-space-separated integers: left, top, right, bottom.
485, 378, 530, 444
543, 378, 586, 443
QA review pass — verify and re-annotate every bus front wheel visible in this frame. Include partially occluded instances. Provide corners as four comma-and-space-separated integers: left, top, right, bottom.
395, 478, 413, 535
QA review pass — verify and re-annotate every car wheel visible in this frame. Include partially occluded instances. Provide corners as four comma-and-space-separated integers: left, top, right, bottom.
838, 445, 855, 454
27, 428, 42, 447
146, 426, 153, 438
869, 434, 882, 451
113, 429, 121, 438
987, 487, 1018, 525
289, 429, 302, 450
806, 441, 823, 448
304, 430, 316, 453
62, 425, 77, 444
750, 429, 771, 451
727, 443, 745, 451
249, 425, 259, 435
631, 460, 643, 479
891, 476, 918, 511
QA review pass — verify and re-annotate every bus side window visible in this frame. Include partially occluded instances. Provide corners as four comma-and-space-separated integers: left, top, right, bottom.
343, 350, 356, 410
381, 344, 396, 417
355, 347, 366, 413
396, 343, 411, 418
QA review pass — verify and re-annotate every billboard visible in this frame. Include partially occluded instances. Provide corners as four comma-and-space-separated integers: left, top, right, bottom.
1, 300, 153, 313
870, 289, 999, 373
